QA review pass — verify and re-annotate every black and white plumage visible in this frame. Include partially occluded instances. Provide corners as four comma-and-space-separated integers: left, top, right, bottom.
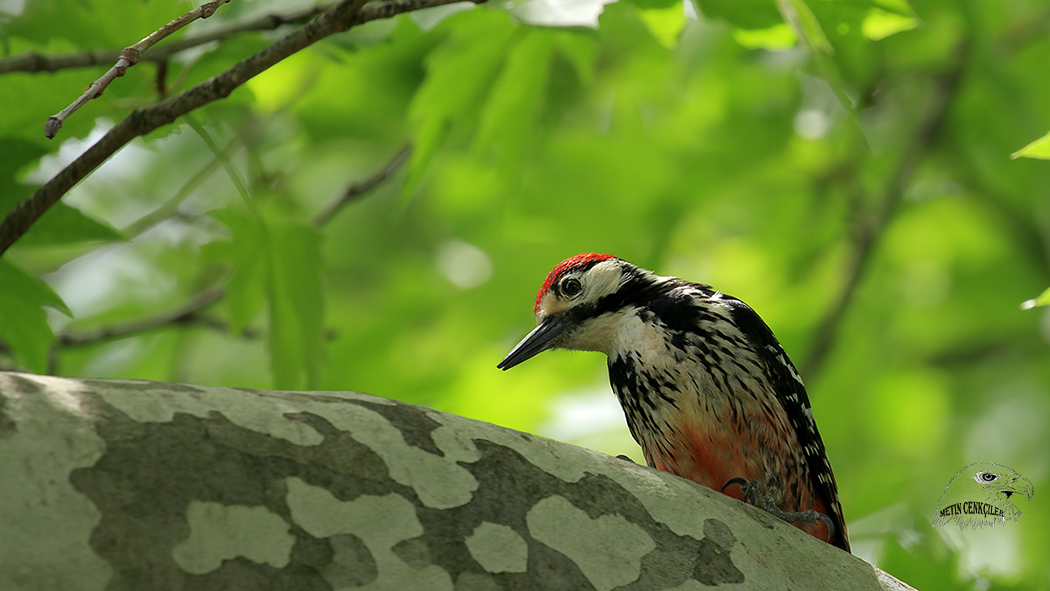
499, 253, 850, 552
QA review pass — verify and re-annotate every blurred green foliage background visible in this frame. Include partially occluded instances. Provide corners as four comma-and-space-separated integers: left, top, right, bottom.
2, 0, 1049, 587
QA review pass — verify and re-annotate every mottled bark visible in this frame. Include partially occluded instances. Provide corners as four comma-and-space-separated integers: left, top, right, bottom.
0, 372, 913, 590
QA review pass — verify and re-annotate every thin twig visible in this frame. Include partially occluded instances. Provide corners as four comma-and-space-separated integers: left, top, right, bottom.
800, 51, 969, 379
1, 0, 362, 256
186, 116, 256, 211
56, 288, 228, 347
45, 0, 233, 139
0, 0, 482, 257
0, 4, 326, 75
2, 0, 475, 76
7, 141, 408, 357
121, 138, 236, 237
313, 145, 411, 227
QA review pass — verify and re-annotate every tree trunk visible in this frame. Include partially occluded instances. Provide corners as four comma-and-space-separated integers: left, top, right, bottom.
0, 371, 913, 590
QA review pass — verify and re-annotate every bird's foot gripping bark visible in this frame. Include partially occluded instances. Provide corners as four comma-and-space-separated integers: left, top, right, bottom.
721, 477, 835, 542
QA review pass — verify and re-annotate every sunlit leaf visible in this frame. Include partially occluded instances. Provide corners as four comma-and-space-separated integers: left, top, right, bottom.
403, 11, 518, 199
637, 2, 687, 49
732, 23, 797, 50
1011, 131, 1050, 160
475, 29, 555, 168
776, 0, 833, 54
1021, 287, 1050, 310
862, 8, 918, 40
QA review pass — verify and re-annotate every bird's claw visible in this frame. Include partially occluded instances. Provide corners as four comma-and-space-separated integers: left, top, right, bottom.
721, 477, 751, 494
720, 477, 835, 542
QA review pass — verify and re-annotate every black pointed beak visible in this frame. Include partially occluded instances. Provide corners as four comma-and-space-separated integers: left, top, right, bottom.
498, 315, 567, 370
1007, 476, 1035, 501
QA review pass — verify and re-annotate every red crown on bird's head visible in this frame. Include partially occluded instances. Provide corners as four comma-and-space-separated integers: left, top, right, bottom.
535, 253, 616, 313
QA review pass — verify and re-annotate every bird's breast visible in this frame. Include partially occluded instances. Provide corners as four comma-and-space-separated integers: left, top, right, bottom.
607, 322, 802, 503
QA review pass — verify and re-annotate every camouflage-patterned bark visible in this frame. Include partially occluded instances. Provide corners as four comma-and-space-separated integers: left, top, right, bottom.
0, 372, 910, 591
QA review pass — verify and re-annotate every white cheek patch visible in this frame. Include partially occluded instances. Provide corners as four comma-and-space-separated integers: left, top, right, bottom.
536, 260, 625, 321
580, 260, 624, 302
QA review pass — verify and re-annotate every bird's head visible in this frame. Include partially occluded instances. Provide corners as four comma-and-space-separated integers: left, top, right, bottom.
939, 462, 1035, 506
967, 464, 1035, 503
498, 253, 649, 370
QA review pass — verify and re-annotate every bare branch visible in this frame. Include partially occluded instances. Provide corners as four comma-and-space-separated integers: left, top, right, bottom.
3, 0, 475, 76
0, 0, 481, 257
45, 0, 233, 139
800, 51, 969, 379
313, 145, 411, 227
0, 4, 327, 75
2, 141, 408, 359
1, 2, 341, 255
57, 288, 228, 348
121, 141, 234, 237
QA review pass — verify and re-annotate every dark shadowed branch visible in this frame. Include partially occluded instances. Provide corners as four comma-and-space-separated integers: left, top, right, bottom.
313, 145, 411, 227
56, 288, 229, 348
800, 51, 969, 380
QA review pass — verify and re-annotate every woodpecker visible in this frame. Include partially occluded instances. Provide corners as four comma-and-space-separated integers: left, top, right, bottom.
498, 253, 850, 552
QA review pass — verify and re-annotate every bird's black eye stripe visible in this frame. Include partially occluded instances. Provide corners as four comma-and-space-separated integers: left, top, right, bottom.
562, 277, 583, 297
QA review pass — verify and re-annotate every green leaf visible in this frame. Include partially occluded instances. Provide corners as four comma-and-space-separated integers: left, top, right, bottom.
266, 224, 325, 390
207, 209, 325, 388
0, 258, 71, 372
0, 139, 123, 247
776, 0, 833, 54
637, 2, 688, 49
862, 8, 918, 40
17, 202, 125, 246
872, 0, 917, 18
403, 10, 519, 199
553, 30, 598, 86
1021, 287, 1050, 310
0, 139, 47, 183
628, 0, 682, 10
474, 29, 556, 169
694, 0, 782, 29
1011, 131, 1050, 160
732, 23, 797, 50
205, 208, 267, 335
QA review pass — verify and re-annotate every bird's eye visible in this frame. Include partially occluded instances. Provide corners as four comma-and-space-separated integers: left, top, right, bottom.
977, 471, 998, 482
562, 277, 583, 297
